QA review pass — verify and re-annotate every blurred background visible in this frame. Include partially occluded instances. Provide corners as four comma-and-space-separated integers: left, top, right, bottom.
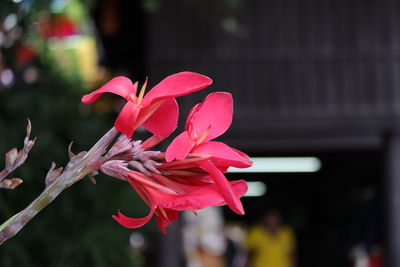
0, 0, 398, 266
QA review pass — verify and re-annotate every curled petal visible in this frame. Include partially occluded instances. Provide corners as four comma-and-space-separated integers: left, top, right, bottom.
143, 72, 212, 106
112, 205, 156, 228
188, 92, 233, 141
165, 131, 196, 162
192, 141, 252, 168
115, 102, 140, 138
185, 103, 201, 132
142, 98, 179, 137
199, 160, 245, 215
82, 76, 136, 104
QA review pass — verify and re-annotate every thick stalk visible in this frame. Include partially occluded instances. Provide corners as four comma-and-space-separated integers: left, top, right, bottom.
0, 166, 88, 244
0, 170, 8, 181
0, 127, 118, 245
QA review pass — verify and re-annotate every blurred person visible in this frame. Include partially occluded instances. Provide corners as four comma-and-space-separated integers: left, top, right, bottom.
350, 245, 383, 267
183, 207, 227, 267
246, 210, 296, 267
224, 223, 247, 267
349, 185, 383, 267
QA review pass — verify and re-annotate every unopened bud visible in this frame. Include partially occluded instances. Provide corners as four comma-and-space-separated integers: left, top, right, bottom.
128, 140, 144, 156
0, 178, 23, 189
26, 118, 32, 138
106, 134, 134, 158
101, 160, 129, 180
68, 142, 75, 159
143, 159, 161, 174
88, 170, 98, 184
5, 148, 18, 170
129, 160, 151, 176
45, 162, 63, 187
23, 135, 36, 151
137, 151, 160, 161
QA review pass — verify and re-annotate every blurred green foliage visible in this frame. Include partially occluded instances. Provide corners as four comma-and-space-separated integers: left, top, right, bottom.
0, 1, 158, 265
0, 59, 160, 267
0, 59, 132, 267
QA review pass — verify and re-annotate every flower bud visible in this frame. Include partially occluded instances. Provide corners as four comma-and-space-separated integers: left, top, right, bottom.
45, 162, 63, 187
5, 148, 18, 171
101, 160, 129, 180
0, 178, 23, 189
106, 134, 134, 158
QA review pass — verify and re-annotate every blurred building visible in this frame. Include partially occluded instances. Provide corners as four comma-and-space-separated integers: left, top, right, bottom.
1, 0, 398, 266
125, 1, 397, 267
48, 0, 400, 266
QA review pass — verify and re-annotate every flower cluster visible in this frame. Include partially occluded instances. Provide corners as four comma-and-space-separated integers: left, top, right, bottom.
82, 72, 252, 233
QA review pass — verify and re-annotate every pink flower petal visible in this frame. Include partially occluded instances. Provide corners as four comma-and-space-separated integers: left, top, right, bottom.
141, 134, 167, 150
82, 76, 136, 104
156, 208, 179, 234
188, 92, 233, 142
199, 160, 245, 215
128, 171, 179, 194
141, 98, 179, 136
192, 141, 252, 168
165, 131, 196, 162
115, 101, 140, 138
142, 72, 212, 106
145, 179, 247, 211
185, 103, 201, 132
159, 156, 210, 169
168, 174, 214, 186
112, 205, 156, 228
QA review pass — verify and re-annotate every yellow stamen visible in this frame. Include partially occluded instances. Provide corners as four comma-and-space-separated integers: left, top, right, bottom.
128, 82, 139, 102
137, 77, 148, 106
196, 125, 212, 145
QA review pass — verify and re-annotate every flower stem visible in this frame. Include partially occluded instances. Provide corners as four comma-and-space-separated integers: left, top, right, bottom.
0, 127, 118, 245
0, 166, 87, 245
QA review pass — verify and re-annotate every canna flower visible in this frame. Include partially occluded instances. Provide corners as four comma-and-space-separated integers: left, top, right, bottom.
100, 141, 247, 233
85, 76, 251, 233
165, 92, 250, 166
0, 72, 251, 245
82, 72, 212, 138
165, 92, 252, 215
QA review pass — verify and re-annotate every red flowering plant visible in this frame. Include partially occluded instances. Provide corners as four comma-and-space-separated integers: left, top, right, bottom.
0, 71, 251, 243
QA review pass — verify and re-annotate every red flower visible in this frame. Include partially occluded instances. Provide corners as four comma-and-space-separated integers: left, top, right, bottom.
165, 92, 252, 215
82, 72, 212, 138
165, 92, 250, 166
112, 163, 247, 233
89, 78, 251, 233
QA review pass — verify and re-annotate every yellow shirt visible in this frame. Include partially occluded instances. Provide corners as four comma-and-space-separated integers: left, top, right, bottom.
246, 225, 296, 267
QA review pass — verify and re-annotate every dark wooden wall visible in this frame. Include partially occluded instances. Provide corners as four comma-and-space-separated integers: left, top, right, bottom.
143, 2, 400, 266
146, 0, 400, 151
